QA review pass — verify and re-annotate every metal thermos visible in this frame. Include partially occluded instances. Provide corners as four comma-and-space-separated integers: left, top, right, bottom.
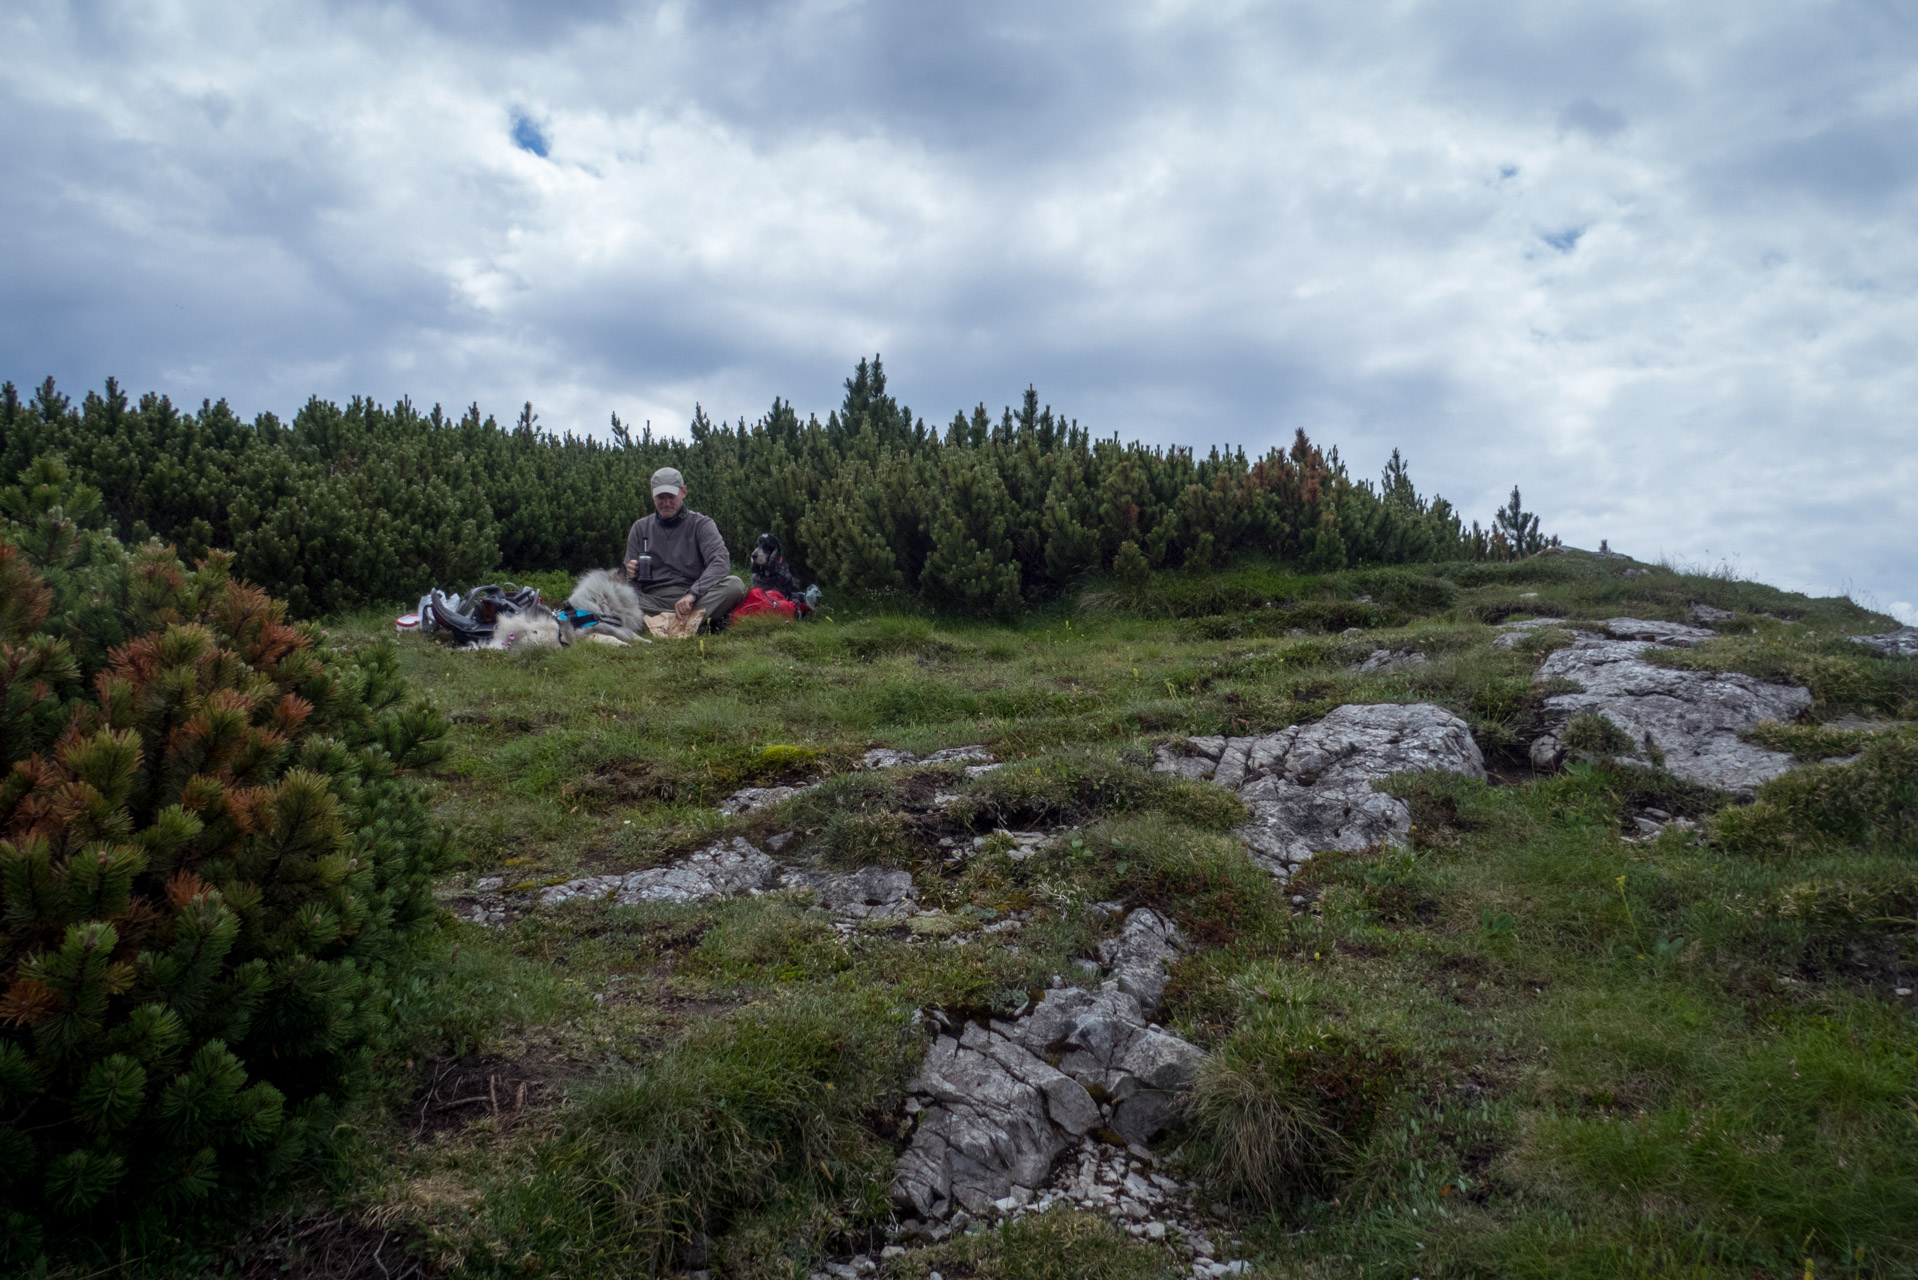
636, 537, 653, 583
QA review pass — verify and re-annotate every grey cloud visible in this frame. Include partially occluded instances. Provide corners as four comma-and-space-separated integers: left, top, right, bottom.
0, 0, 1914, 610
1731, 116, 1918, 209
1558, 98, 1625, 138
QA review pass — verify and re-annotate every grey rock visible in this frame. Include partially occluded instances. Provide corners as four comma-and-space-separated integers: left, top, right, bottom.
780, 865, 917, 919
895, 922, 1207, 1222
1850, 627, 1918, 658
1019, 986, 1202, 1142
1538, 634, 1810, 795
539, 837, 779, 906
893, 1022, 1094, 1218
861, 747, 919, 769
925, 745, 996, 765
1158, 703, 1482, 873
1096, 908, 1185, 1017
717, 784, 808, 815
1604, 617, 1716, 648
866, 744, 997, 769
1356, 648, 1429, 675
1691, 603, 1735, 624
1529, 733, 1565, 770
1493, 617, 1569, 649
1151, 744, 1218, 781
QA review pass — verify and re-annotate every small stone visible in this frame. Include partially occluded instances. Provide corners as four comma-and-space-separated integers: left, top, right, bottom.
474, 876, 504, 891
1897, 988, 1913, 997
1145, 1221, 1167, 1240
880, 1247, 905, 1260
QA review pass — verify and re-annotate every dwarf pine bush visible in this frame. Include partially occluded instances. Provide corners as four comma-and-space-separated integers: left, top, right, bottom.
0, 357, 1548, 619
0, 458, 451, 1257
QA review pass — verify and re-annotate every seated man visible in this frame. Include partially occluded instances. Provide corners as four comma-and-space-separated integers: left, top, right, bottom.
623, 467, 746, 629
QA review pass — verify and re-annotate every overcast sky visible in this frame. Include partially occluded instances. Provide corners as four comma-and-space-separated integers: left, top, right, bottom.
3, 0, 1913, 619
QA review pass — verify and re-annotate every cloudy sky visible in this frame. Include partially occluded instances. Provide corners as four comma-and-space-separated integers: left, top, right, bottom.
3, 0, 1914, 618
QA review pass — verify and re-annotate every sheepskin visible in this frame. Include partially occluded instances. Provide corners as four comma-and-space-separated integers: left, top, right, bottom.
488, 612, 561, 650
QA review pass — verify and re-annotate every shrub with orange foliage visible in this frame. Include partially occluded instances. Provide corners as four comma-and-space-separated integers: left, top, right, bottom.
0, 458, 450, 1257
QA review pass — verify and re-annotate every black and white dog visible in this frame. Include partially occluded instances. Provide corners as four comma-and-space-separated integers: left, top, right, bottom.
750, 533, 801, 598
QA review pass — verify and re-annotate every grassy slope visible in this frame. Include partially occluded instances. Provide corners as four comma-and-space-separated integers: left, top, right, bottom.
286, 551, 1916, 1280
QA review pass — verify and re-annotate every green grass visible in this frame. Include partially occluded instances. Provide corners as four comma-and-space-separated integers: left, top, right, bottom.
214, 549, 1918, 1280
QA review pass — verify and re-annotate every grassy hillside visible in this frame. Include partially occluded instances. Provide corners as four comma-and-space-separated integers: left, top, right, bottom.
225, 550, 1916, 1280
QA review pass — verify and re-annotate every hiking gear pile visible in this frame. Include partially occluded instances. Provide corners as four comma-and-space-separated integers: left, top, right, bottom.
410, 536, 821, 649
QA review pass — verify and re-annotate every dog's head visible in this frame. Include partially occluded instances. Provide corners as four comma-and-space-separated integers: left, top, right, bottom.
751, 532, 784, 571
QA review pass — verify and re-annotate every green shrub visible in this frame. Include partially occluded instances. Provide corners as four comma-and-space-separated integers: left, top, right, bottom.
0, 484, 450, 1256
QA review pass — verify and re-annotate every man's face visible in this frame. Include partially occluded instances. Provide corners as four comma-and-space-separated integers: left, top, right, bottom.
654, 486, 686, 518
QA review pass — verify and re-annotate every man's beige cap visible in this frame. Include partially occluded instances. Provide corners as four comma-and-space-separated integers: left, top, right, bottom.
651, 466, 685, 496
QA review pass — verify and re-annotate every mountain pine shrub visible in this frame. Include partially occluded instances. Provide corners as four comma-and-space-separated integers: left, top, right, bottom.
0, 457, 452, 1259
1, 357, 1554, 619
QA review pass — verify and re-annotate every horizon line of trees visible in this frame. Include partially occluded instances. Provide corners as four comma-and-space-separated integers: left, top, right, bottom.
0, 357, 1555, 619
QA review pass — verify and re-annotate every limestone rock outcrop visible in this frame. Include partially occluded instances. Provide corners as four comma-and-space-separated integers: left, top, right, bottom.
1851, 627, 1918, 658
1601, 617, 1716, 647
1155, 703, 1486, 875
1356, 648, 1428, 674
539, 836, 779, 906
891, 909, 1202, 1221
778, 865, 917, 919
1535, 634, 1810, 795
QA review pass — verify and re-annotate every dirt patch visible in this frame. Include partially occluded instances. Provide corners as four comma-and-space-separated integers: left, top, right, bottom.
410, 1053, 565, 1138
225, 1213, 437, 1280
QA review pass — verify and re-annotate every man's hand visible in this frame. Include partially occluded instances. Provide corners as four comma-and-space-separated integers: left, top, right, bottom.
625, 559, 638, 580
674, 593, 696, 618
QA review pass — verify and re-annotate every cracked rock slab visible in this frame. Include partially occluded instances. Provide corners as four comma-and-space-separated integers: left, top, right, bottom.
1096, 908, 1184, 1015
539, 836, 779, 906
860, 744, 996, 770
717, 785, 809, 815
779, 865, 917, 919
893, 910, 1201, 1220
1851, 627, 1918, 658
1356, 648, 1428, 674
1537, 634, 1810, 795
1603, 617, 1716, 647
1156, 702, 1485, 874
1493, 617, 1568, 649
